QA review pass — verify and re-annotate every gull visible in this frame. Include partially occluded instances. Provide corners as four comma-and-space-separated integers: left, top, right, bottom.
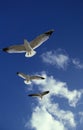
17, 72, 45, 84
2, 29, 54, 57
28, 91, 49, 99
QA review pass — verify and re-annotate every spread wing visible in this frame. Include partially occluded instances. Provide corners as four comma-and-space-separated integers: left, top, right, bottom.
2, 44, 26, 53
2, 29, 54, 54
28, 93, 40, 97
28, 91, 49, 98
41, 91, 49, 96
30, 75, 45, 80
17, 72, 29, 79
30, 29, 54, 49
2, 29, 54, 53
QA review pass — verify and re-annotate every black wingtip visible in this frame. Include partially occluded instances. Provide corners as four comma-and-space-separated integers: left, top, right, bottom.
46, 91, 50, 94
28, 94, 32, 97
45, 29, 54, 36
41, 77, 45, 79
42, 90, 50, 96
2, 48, 9, 52
16, 72, 19, 75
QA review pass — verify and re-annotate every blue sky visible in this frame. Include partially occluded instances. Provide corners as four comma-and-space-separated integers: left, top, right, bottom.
0, 0, 83, 130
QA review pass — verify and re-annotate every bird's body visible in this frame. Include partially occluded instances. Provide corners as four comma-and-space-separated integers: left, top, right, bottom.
17, 72, 45, 84
2, 29, 54, 57
28, 91, 49, 99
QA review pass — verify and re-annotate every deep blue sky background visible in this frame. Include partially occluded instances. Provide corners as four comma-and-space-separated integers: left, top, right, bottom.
0, 0, 83, 130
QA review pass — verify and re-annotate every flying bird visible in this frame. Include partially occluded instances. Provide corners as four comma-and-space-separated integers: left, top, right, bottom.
17, 72, 45, 84
2, 29, 54, 57
28, 91, 49, 99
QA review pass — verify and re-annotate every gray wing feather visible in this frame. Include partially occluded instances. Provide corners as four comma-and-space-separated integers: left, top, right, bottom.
17, 72, 29, 79
3, 44, 26, 53
28, 93, 40, 97
28, 91, 49, 98
30, 30, 54, 49
30, 75, 45, 80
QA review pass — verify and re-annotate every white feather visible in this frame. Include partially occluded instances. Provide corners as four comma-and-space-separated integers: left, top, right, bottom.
24, 80, 31, 85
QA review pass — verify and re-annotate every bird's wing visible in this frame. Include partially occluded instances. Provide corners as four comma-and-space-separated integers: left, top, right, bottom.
28, 93, 40, 97
30, 75, 45, 80
30, 29, 54, 49
28, 91, 49, 98
2, 44, 26, 53
17, 72, 29, 79
41, 91, 49, 96
2, 29, 54, 53
24, 39, 32, 52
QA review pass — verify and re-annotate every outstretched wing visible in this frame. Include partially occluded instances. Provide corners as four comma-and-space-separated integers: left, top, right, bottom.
30, 75, 45, 80
41, 91, 49, 96
28, 93, 40, 97
30, 29, 54, 49
2, 44, 26, 53
17, 72, 29, 79
28, 91, 49, 99
2, 29, 54, 54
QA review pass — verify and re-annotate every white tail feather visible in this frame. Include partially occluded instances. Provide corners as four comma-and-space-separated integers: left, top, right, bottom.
25, 50, 36, 57
24, 80, 31, 84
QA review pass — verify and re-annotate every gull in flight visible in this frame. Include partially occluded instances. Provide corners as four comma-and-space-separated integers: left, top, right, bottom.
28, 91, 49, 99
2, 29, 54, 57
17, 72, 45, 84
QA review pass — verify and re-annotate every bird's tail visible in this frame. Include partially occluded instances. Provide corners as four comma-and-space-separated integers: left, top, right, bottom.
39, 95, 43, 99
24, 80, 31, 85
25, 50, 36, 57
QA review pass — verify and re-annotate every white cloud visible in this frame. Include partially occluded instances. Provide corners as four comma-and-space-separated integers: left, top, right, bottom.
25, 73, 83, 130
78, 112, 83, 123
41, 49, 70, 70
41, 49, 83, 70
72, 58, 83, 69
33, 73, 82, 107
30, 106, 66, 130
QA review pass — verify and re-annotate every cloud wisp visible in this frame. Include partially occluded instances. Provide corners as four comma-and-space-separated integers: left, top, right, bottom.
78, 112, 83, 124
25, 73, 83, 130
72, 58, 83, 69
41, 49, 70, 70
41, 49, 83, 70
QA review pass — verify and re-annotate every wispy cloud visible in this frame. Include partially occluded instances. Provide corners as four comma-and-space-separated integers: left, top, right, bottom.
33, 73, 83, 107
29, 106, 67, 130
41, 49, 70, 70
72, 58, 83, 69
41, 49, 83, 70
78, 112, 83, 123
25, 73, 83, 130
